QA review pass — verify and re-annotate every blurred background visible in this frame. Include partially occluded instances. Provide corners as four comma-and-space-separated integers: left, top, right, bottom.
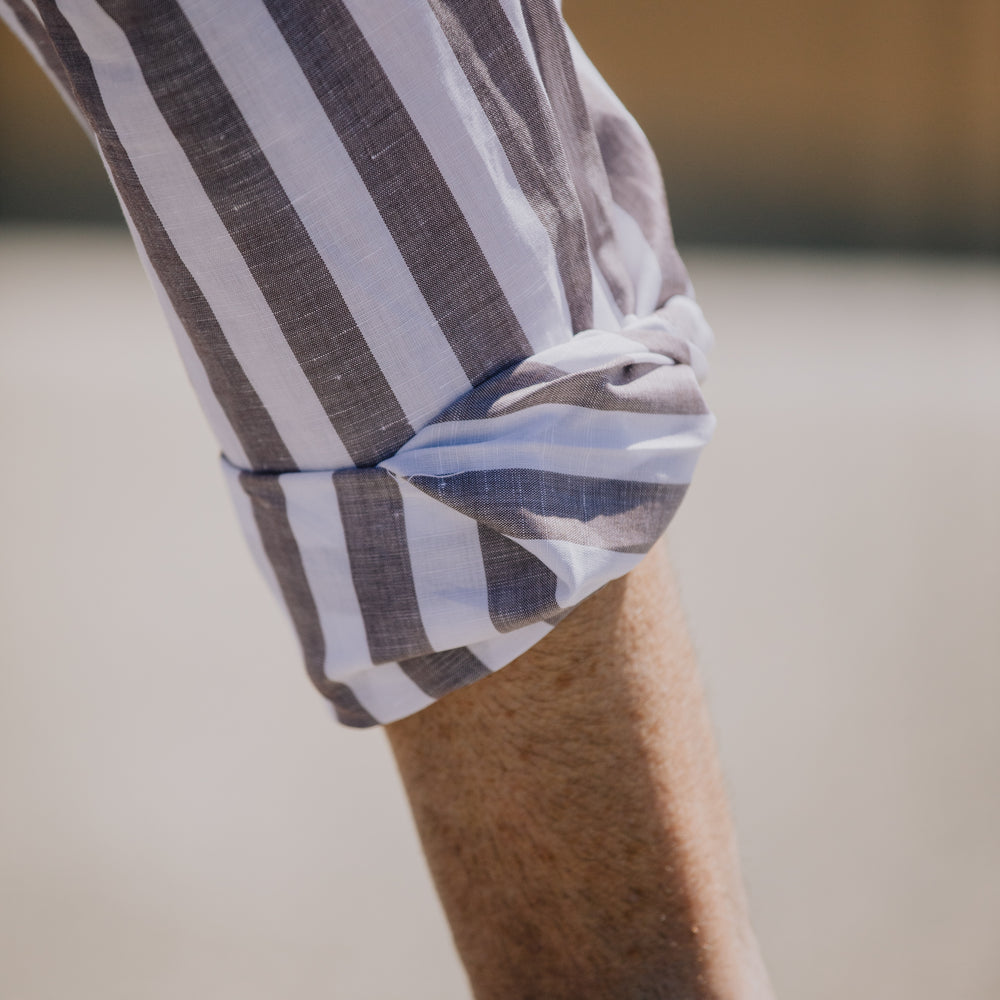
1, 3, 998, 999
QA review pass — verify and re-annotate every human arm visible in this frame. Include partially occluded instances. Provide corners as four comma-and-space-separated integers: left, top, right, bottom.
388, 539, 775, 999
1, 1, 773, 992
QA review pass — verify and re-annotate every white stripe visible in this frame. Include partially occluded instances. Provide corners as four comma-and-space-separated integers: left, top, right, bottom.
57, 0, 352, 473
278, 471, 373, 685
511, 537, 644, 607
344, 0, 574, 355
384, 405, 713, 485
498, 0, 545, 85
591, 261, 625, 331
611, 202, 664, 318
396, 479, 503, 652
179, 0, 473, 432
127, 214, 250, 469
467, 621, 555, 672
341, 662, 435, 726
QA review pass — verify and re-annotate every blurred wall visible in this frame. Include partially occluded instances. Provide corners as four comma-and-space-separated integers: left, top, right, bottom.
2, 1, 998, 250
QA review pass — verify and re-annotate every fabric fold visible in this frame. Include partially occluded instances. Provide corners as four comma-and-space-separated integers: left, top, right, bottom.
226, 295, 715, 725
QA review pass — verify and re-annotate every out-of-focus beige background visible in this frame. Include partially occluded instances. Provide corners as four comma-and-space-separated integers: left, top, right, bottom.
1, 3, 999, 999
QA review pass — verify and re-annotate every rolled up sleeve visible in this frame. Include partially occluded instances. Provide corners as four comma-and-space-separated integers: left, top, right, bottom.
3, 0, 714, 725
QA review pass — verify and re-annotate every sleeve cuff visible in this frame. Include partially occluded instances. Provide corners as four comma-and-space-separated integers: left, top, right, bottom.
223, 295, 715, 726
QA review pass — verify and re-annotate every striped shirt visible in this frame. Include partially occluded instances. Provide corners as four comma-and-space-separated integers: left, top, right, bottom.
2, 0, 716, 726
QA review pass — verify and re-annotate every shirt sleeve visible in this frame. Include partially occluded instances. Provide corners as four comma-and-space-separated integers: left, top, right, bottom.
2, 0, 715, 726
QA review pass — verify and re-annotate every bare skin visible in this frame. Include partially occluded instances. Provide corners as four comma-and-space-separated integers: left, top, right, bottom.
387, 540, 775, 999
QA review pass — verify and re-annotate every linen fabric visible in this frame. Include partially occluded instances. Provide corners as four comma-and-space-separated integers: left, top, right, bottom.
2, 0, 715, 726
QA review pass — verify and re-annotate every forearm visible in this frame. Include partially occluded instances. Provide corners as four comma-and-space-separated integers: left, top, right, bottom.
387, 540, 774, 999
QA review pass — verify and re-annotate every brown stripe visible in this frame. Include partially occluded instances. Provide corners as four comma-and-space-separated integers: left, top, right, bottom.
478, 525, 561, 633
238, 473, 378, 728
428, 0, 593, 333
520, 0, 634, 316
98, 0, 411, 467
332, 468, 433, 665
579, 72, 690, 304
36, 1, 292, 471
399, 647, 492, 700
429, 356, 708, 423
412, 470, 688, 553
262, 0, 534, 386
